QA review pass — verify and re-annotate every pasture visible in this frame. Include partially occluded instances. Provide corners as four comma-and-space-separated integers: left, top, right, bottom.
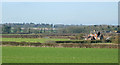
2, 46, 118, 63
2, 38, 113, 44
2, 38, 70, 43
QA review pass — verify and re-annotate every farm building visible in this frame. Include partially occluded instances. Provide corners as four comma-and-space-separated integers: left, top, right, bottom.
85, 30, 104, 40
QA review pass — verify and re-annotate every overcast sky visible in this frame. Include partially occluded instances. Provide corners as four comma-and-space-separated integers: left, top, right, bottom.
2, 2, 118, 25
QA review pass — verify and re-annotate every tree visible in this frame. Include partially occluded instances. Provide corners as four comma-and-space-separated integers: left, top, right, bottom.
2, 25, 11, 34
113, 36, 118, 44
75, 33, 84, 40
43, 28, 45, 33
50, 24, 54, 33
39, 28, 42, 33
12, 29, 17, 33
16, 27, 21, 34
28, 28, 31, 34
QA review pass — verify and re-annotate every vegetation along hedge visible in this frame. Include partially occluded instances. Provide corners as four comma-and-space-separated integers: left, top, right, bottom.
2, 41, 118, 48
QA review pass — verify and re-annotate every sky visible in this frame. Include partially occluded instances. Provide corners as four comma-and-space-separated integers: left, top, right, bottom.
2, 0, 119, 2
2, 2, 118, 25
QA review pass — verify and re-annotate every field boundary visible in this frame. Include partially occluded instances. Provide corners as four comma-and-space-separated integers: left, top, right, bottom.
2, 41, 118, 48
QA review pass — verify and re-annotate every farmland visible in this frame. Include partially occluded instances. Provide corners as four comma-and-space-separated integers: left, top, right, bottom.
1, 31, 119, 63
2, 46, 118, 63
1, 27, 119, 63
1, 2, 119, 64
2, 38, 71, 43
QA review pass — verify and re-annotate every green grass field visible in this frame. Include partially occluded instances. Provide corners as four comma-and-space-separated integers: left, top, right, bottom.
2, 38, 70, 43
1, 33, 57, 35
2, 46, 118, 63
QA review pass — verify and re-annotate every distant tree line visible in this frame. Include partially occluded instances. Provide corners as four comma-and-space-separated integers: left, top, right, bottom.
1, 23, 119, 34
